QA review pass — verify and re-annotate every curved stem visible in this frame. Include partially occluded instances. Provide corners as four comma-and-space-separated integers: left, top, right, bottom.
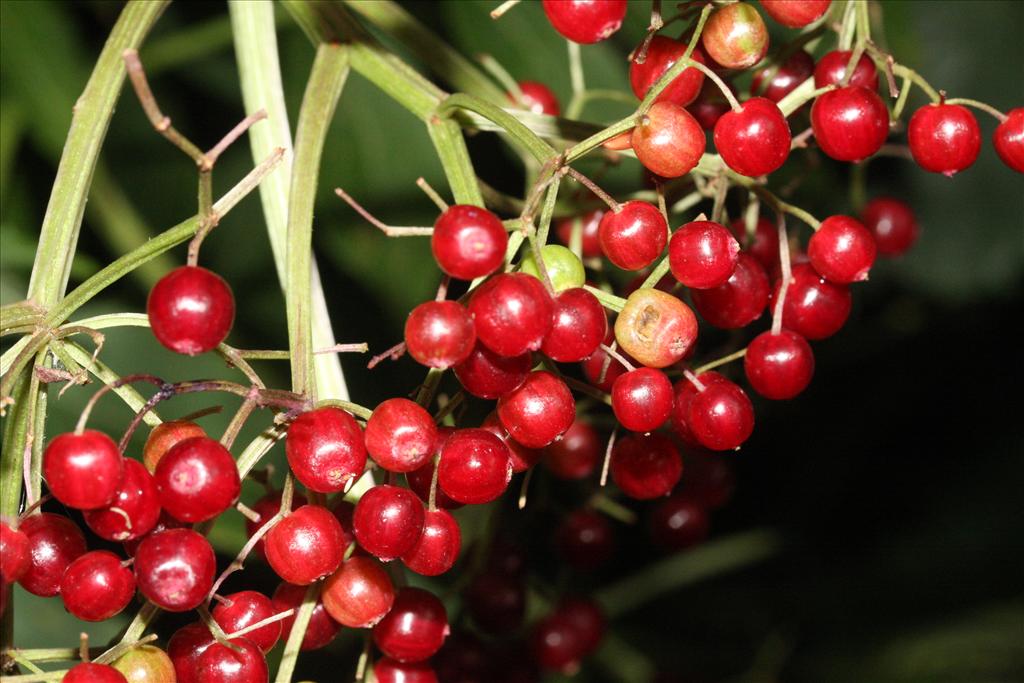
892, 64, 940, 104
694, 348, 748, 374
771, 214, 792, 336
943, 98, 1007, 122
436, 93, 556, 163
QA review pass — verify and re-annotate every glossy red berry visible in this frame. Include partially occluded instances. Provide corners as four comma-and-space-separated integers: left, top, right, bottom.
688, 377, 755, 450
0, 522, 30, 584
629, 36, 706, 107
761, 0, 831, 27
212, 591, 281, 653
133, 528, 216, 612
18, 512, 86, 597
687, 79, 733, 130
375, 658, 438, 683
154, 436, 240, 523
168, 622, 216, 683
702, 2, 769, 69
453, 342, 531, 399
402, 509, 461, 577
84, 459, 160, 542
861, 197, 919, 256
143, 420, 206, 473
908, 103, 981, 176
632, 102, 706, 178
615, 288, 698, 368
811, 85, 889, 162
611, 433, 682, 499
122, 511, 185, 558
286, 406, 366, 493
405, 431, 462, 510
555, 209, 603, 259
43, 430, 123, 510
543, 418, 601, 480
670, 372, 725, 446
516, 81, 560, 116
751, 50, 815, 103
466, 571, 526, 634
715, 97, 792, 177
244, 489, 308, 559
555, 509, 614, 570
808, 215, 877, 283
531, 599, 604, 673
497, 371, 575, 449
365, 398, 438, 473
813, 49, 879, 90
668, 219, 740, 289
194, 638, 268, 683
148, 265, 234, 355
691, 252, 770, 329
64, 663, 128, 683
404, 301, 476, 369
272, 582, 341, 650
373, 587, 450, 663
649, 496, 710, 550
541, 287, 608, 363
729, 216, 779, 272
993, 107, 1024, 173
431, 205, 507, 280
597, 201, 668, 271
438, 429, 513, 505
744, 330, 815, 400
481, 411, 542, 473
611, 368, 673, 433
266, 504, 346, 584
541, 0, 626, 44
771, 262, 852, 339
322, 556, 395, 628
469, 273, 553, 357
353, 484, 425, 561
59, 550, 135, 621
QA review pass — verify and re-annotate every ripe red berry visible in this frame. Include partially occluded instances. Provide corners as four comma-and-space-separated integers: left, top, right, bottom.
581, 335, 630, 391
285, 406, 366, 493
760, 0, 831, 27
122, 511, 185, 558
43, 430, 123, 510
813, 49, 879, 90
168, 622, 216, 683
730, 216, 780, 272
438, 429, 513, 505
147, 265, 234, 355
154, 436, 240, 523
516, 81, 560, 116
18, 513, 86, 597
212, 590, 281, 653
142, 419, 205, 472
468, 272, 553, 357
808, 215, 877, 283
555, 509, 614, 570
244, 489, 308, 559
649, 495, 710, 550
402, 508, 461, 577
431, 205, 507, 280
497, 371, 575, 449
405, 430, 462, 510
353, 484, 425, 561
322, 556, 395, 628
466, 571, 526, 634
541, 0, 626, 44
611, 433, 683, 499
272, 582, 342, 650
687, 80, 733, 130
611, 368, 674, 433
541, 287, 608, 362
597, 201, 668, 271
908, 103, 981, 176
701, 2, 769, 70
194, 638, 268, 683
670, 372, 726, 446
265, 504, 347, 584
770, 262, 852, 339
811, 85, 889, 162
993, 107, 1024, 173
714, 97, 792, 177
481, 411, 542, 473
688, 376, 755, 451
752, 50, 815, 103
64, 663, 128, 683
543, 418, 601, 480
453, 342, 531, 399
632, 102, 706, 178
744, 330, 815, 399
60, 550, 135, 621
404, 300, 476, 369
691, 252, 770, 329
614, 288, 698, 368
629, 36, 706, 107
668, 219, 740, 289
861, 197, 919, 256
373, 587, 450, 663
0, 522, 30, 584
84, 459, 161, 542
375, 658, 439, 683
531, 598, 605, 672
133, 528, 216, 612
365, 398, 439, 473
555, 209, 603, 258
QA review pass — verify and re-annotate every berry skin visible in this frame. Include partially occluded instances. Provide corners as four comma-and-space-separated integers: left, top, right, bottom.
861, 197, 919, 256
581, 334, 631, 392
272, 582, 342, 650
744, 330, 815, 400
541, 287, 608, 363
194, 637, 268, 683
322, 556, 395, 628
111, 644, 176, 683
285, 406, 367, 493
555, 209, 603, 258
438, 428, 513, 505
760, 0, 831, 27
714, 97, 792, 177
353, 484, 425, 561
615, 288, 699, 368
469, 272, 554, 357
688, 80, 733, 130
808, 215, 877, 283
629, 36, 706, 107
543, 418, 601, 480
670, 372, 726, 446
481, 411, 542, 473
466, 571, 526, 634
142, 420, 205, 472
84, 458, 161, 542
688, 377, 755, 451
133, 528, 216, 612
770, 263, 852, 339
265, 504, 347, 584
431, 205, 508, 280
154, 436, 240, 523
406, 430, 463, 510
555, 509, 614, 570
668, 220, 741, 289
701, 2, 769, 70
993, 107, 1024, 173
598, 201, 669, 271
43, 430, 123, 510
649, 495, 710, 550
541, 0, 626, 44
375, 658, 439, 683
0, 522, 30, 584
453, 343, 531, 399
521, 244, 585, 292
611, 433, 683, 499
245, 489, 308, 559
404, 300, 476, 369
168, 622, 216, 683
497, 371, 575, 449
212, 590, 281, 653
632, 102, 706, 178
60, 550, 135, 622
64, 663, 129, 683
365, 398, 438, 473
373, 587, 450, 663
908, 103, 982, 176
516, 80, 560, 116
611, 368, 674, 433
531, 599, 605, 673
402, 509, 461, 577
147, 265, 234, 355
811, 85, 889, 162
813, 49, 879, 90
18, 513, 86, 597
730, 216, 780, 273
691, 252, 770, 329
122, 511, 185, 558
752, 49, 815, 103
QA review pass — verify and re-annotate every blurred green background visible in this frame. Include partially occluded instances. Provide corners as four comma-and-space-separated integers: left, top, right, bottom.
1, 1, 1022, 681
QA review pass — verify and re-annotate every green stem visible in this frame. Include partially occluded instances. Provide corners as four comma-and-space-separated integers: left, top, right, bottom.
891, 64, 940, 104
427, 117, 485, 206
274, 584, 320, 683
640, 257, 672, 290
436, 93, 556, 163
583, 285, 627, 313
943, 98, 1007, 122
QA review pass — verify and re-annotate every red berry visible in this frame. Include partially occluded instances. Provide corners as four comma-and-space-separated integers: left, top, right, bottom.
611, 433, 683, 499
18, 513, 86, 597
353, 484, 425, 561
453, 342, 531, 399
84, 458, 160, 542
691, 251, 770, 329
611, 368, 674, 432
908, 103, 981, 176
670, 372, 726, 446
770, 262, 852, 339
649, 495, 710, 550
265, 504, 346, 584
861, 197, 919, 256
744, 330, 815, 400
729, 216, 779, 272
555, 597, 606, 655
668, 219, 740, 289
541, 287, 607, 363
122, 511, 185, 558
581, 333, 631, 391
632, 102, 706, 178
701, 2, 769, 70
272, 582, 342, 650
431, 205, 507, 280
244, 489, 308, 559
993, 107, 1024, 173
687, 80, 732, 130
110, 645, 176, 683
133, 528, 216, 612
813, 49, 879, 90
286, 406, 366, 493
438, 429, 513, 505
143, 420, 205, 473
322, 556, 395, 628
0, 522, 30, 584
365, 398, 439, 473
714, 97, 791, 177
555, 509, 614, 570
373, 587, 450, 663
808, 215, 877, 283
401, 508, 461, 577
516, 81, 560, 116
597, 200, 668, 271
531, 599, 604, 673
64, 663, 128, 683
541, 0, 626, 44
43, 430, 123, 510
543, 418, 601, 480
212, 590, 281, 653
147, 265, 234, 355
375, 658, 438, 683
405, 430, 462, 510
469, 272, 553, 357
811, 85, 889, 162
555, 210, 603, 258
154, 436, 240, 523
614, 288, 698, 368
60, 550, 135, 621
466, 571, 526, 634
168, 622, 216, 683
760, 0, 831, 27
629, 36, 706, 107
481, 411, 542, 473
751, 49, 815, 103
194, 637, 268, 683
404, 300, 476, 369
497, 371, 575, 449
688, 377, 755, 450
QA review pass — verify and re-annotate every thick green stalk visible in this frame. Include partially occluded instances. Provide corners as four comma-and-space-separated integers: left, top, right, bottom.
436, 93, 555, 163
427, 117, 485, 206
